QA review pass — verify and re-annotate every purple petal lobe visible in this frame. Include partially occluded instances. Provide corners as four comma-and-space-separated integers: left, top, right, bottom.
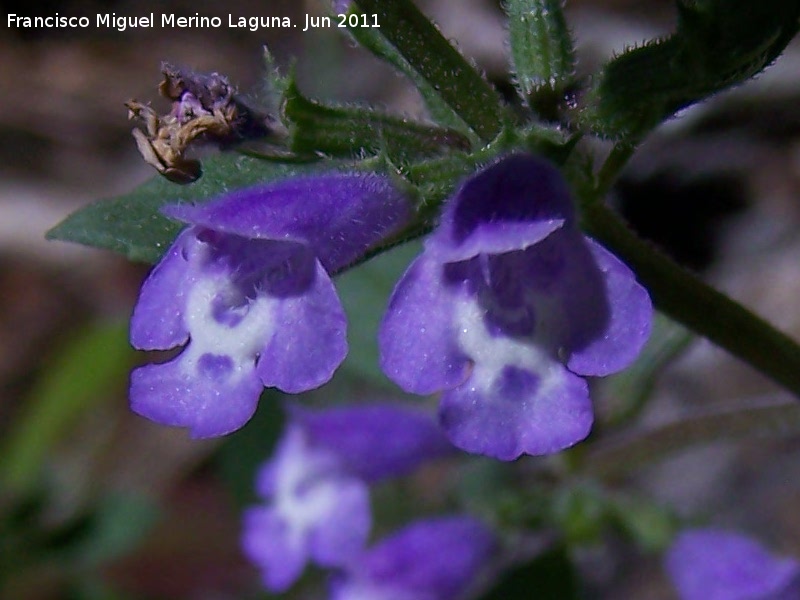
130, 229, 198, 350
130, 356, 262, 438
441, 297, 592, 459
242, 425, 371, 591
379, 255, 471, 394
242, 507, 308, 592
256, 259, 347, 393
666, 529, 800, 600
567, 237, 653, 376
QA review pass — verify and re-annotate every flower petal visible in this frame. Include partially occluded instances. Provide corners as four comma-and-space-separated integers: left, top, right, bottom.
130, 354, 262, 437
130, 229, 197, 350
241, 507, 309, 592
331, 516, 496, 600
439, 296, 593, 459
243, 424, 371, 591
291, 403, 455, 482
307, 478, 371, 569
164, 172, 411, 273
256, 258, 347, 393
440, 360, 592, 460
379, 255, 471, 395
426, 154, 574, 263
567, 237, 653, 376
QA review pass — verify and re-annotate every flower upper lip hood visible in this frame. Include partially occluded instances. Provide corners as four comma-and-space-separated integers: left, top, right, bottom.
425, 153, 575, 262
163, 171, 412, 273
129, 171, 412, 438
379, 154, 653, 460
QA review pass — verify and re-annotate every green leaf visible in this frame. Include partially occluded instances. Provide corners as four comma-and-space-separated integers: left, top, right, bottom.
581, 0, 800, 139
283, 77, 471, 159
348, 0, 508, 143
0, 321, 133, 494
506, 0, 576, 116
46, 154, 335, 263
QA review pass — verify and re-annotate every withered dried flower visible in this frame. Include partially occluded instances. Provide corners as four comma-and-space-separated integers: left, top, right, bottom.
127, 63, 275, 184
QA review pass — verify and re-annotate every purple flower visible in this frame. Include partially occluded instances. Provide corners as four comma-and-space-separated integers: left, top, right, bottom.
379, 154, 652, 460
665, 529, 800, 600
242, 403, 455, 592
330, 516, 496, 600
130, 173, 411, 437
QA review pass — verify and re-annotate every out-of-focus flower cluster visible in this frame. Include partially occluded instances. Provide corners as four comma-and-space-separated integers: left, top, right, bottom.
241, 403, 495, 599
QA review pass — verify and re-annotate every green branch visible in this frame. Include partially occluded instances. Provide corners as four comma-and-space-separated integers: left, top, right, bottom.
579, 189, 800, 398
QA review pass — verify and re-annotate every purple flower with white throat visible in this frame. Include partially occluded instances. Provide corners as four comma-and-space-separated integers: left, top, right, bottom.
379, 154, 652, 460
130, 173, 411, 437
665, 529, 800, 600
330, 516, 496, 600
241, 403, 455, 592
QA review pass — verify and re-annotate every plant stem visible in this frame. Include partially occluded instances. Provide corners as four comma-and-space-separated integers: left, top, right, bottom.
580, 148, 800, 397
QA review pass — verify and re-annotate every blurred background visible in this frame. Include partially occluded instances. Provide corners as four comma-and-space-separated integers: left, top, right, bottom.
2, 0, 800, 598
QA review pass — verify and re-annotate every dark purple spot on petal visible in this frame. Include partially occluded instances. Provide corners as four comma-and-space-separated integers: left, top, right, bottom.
496, 365, 540, 402
197, 353, 234, 381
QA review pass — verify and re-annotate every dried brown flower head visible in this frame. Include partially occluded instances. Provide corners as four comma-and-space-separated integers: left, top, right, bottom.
127, 63, 275, 184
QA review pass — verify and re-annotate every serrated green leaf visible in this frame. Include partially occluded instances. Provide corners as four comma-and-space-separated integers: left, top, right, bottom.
581, 0, 800, 139
283, 77, 471, 159
46, 154, 334, 263
506, 0, 576, 110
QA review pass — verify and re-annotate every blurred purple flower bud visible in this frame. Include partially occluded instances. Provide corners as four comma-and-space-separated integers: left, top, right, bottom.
330, 516, 496, 600
242, 403, 456, 592
666, 529, 800, 600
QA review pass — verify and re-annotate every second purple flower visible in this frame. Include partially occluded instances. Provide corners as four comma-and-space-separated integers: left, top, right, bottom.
379, 154, 653, 460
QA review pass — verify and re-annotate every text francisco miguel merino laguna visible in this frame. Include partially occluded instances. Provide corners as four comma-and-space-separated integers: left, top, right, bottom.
7, 12, 381, 32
